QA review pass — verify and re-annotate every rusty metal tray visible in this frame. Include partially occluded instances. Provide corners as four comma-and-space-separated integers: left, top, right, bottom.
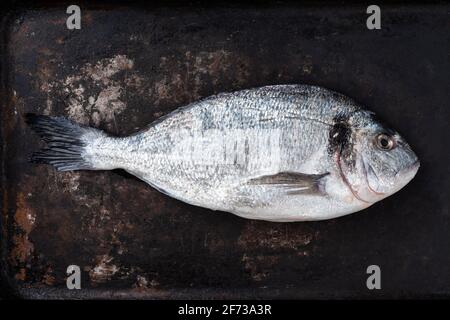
1, 2, 449, 299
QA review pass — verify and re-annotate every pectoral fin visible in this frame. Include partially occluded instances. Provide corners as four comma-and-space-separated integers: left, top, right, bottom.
247, 171, 329, 195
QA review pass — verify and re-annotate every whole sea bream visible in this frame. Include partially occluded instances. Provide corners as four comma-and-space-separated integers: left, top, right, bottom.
27, 85, 420, 221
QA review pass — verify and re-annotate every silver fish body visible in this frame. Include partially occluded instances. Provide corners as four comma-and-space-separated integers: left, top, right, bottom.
27, 85, 420, 221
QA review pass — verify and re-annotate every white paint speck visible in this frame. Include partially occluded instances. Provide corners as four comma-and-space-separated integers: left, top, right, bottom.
89, 254, 119, 283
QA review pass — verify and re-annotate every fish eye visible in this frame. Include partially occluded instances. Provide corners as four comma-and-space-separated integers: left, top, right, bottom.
375, 133, 395, 151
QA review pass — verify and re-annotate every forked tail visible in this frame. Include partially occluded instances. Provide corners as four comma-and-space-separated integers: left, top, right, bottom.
26, 114, 114, 171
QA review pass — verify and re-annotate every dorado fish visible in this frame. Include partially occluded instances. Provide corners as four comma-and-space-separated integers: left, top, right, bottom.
26, 85, 419, 221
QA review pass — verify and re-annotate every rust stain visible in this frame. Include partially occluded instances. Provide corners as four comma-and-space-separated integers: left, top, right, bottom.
238, 222, 319, 282
238, 221, 316, 251
301, 55, 314, 74
131, 274, 161, 294
204, 232, 227, 253
10, 234, 33, 263
14, 268, 27, 281
2, 89, 20, 138
124, 73, 145, 94
14, 192, 36, 234
42, 266, 56, 286
2, 189, 8, 237
55, 36, 65, 45
242, 254, 280, 282
10, 192, 36, 274
37, 47, 53, 56
151, 50, 250, 105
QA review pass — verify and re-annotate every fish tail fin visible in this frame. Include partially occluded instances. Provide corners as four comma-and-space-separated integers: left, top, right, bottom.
25, 113, 113, 172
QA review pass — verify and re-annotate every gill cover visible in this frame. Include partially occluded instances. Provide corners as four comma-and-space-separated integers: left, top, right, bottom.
328, 114, 381, 204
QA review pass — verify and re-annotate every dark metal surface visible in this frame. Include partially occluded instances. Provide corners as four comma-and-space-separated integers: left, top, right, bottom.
1, 2, 449, 299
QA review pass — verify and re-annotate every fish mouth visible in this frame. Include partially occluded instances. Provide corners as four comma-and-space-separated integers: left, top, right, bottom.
363, 159, 420, 197
395, 159, 420, 179
400, 159, 420, 173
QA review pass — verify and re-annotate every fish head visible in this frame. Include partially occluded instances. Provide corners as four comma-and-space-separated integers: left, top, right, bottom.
334, 111, 420, 204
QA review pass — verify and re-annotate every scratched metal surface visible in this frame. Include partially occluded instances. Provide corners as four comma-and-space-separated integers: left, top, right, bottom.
0, 3, 449, 299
